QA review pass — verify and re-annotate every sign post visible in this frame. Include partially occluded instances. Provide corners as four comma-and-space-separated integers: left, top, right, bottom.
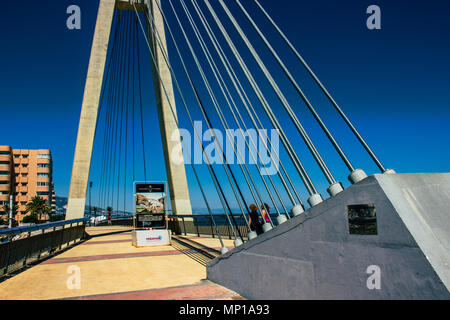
132, 182, 171, 247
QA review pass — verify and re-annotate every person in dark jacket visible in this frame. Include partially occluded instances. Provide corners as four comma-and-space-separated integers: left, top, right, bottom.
248, 204, 263, 235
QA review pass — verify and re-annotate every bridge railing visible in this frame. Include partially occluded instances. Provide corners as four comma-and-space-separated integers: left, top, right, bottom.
90, 214, 286, 239
0, 218, 88, 277
167, 215, 251, 239
88, 213, 286, 239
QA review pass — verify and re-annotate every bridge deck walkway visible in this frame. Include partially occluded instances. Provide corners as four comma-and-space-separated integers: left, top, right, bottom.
0, 226, 242, 300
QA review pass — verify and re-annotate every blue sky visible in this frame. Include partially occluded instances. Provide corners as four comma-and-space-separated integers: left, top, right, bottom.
0, 0, 449, 213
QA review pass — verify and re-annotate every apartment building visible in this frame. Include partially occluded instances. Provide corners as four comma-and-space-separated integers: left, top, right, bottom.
0, 146, 13, 222
0, 146, 55, 224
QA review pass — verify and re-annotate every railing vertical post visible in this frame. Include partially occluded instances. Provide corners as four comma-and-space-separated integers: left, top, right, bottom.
195, 216, 200, 237
227, 219, 232, 240
3, 236, 12, 276
68, 223, 75, 246
23, 231, 32, 267
58, 225, 64, 251
182, 217, 186, 236
37, 229, 45, 260
209, 215, 214, 238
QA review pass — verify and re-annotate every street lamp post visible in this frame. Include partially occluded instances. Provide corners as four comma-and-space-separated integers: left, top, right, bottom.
93, 207, 97, 227
89, 181, 93, 219
8, 194, 13, 228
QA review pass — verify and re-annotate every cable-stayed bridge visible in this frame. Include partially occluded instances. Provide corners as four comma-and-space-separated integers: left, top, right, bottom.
0, 0, 448, 300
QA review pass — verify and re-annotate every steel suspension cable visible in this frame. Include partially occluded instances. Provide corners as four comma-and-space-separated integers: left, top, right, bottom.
189, 0, 298, 217
200, 0, 320, 205
236, 0, 355, 173
170, 0, 275, 228
216, 0, 338, 190
135, 17, 148, 183
180, 0, 288, 220
132, 4, 231, 249
253, 0, 387, 173
106, 11, 127, 210
97, 12, 121, 210
190, 0, 303, 208
137, 4, 245, 242
148, 2, 254, 237
115, 10, 131, 214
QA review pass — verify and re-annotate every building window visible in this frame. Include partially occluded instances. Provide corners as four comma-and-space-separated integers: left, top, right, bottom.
22, 155, 29, 159
0, 181, 9, 185
22, 173, 28, 177
37, 154, 51, 159
37, 192, 49, 196
0, 161, 10, 165
21, 192, 26, 196
0, 201, 8, 206
0, 191, 8, 195
22, 183, 28, 186
13, 154, 20, 158
348, 204, 377, 235
22, 164, 28, 168
37, 173, 49, 177
37, 182, 50, 187
0, 151, 10, 155
37, 163, 50, 168
0, 171, 10, 175
14, 164, 19, 167
20, 202, 27, 205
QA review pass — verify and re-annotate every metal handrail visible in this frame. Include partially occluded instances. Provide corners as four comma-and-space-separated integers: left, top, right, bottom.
0, 218, 89, 237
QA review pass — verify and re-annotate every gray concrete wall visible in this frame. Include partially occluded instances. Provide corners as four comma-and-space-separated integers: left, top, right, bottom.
375, 173, 450, 291
207, 174, 449, 299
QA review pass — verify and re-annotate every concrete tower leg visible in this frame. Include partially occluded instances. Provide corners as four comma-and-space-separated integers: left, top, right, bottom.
146, 0, 192, 215
66, 0, 116, 220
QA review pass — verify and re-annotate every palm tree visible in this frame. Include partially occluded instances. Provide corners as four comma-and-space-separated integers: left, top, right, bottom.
26, 196, 51, 222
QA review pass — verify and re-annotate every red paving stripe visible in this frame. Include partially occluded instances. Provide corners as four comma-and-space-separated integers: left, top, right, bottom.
70, 283, 236, 300
82, 239, 131, 245
41, 250, 186, 264
41, 247, 228, 265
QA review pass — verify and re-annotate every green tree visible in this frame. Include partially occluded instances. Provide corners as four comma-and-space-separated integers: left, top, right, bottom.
25, 196, 51, 222
22, 214, 39, 224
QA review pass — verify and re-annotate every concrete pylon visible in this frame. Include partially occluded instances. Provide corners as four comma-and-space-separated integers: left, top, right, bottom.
145, 0, 192, 216
66, 0, 192, 220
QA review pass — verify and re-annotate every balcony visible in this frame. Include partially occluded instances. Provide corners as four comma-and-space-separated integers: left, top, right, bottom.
0, 164, 11, 171
0, 184, 10, 191
36, 187, 50, 193
19, 177, 28, 184
37, 158, 51, 165
0, 155, 11, 162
